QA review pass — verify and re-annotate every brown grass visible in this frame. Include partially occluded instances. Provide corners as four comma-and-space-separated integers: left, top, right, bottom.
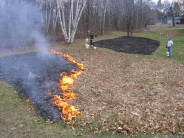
54, 45, 184, 135
160, 30, 181, 36
0, 40, 184, 136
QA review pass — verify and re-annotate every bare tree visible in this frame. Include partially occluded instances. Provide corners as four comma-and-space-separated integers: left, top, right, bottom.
5, 0, 159, 42
124, 0, 135, 36
56, 0, 87, 43
36, 0, 86, 43
100, 0, 108, 35
167, 1, 182, 26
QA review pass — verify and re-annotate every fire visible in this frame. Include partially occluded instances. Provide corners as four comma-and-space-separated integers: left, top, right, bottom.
50, 49, 87, 121
53, 95, 81, 120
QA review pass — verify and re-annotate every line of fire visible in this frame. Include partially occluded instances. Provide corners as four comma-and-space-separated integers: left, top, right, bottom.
50, 49, 88, 121
0, 49, 88, 122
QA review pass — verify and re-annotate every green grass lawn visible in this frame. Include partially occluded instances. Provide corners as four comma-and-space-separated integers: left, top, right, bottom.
0, 82, 95, 137
59, 25, 184, 62
134, 26, 184, 61
78, 25, 184, 62
0, 25, 184, 137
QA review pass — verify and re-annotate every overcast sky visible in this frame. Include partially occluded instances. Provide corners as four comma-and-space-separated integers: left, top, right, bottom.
152, 0, 176, 3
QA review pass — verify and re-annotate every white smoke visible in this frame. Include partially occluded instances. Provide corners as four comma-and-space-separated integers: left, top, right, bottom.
0, 1, 49, 55
0, 1, 63, 122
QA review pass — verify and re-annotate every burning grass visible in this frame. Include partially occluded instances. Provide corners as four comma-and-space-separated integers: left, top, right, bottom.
50, 49, 88, 121
0, 51, 88, 122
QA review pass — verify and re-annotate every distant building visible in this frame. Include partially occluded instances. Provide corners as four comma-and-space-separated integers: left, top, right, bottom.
167, 17, 184, 25
155, 20, 167, 25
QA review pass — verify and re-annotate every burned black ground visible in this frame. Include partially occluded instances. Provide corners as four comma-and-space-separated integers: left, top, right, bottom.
94, 36, 160, 55
0, 52, 79, 122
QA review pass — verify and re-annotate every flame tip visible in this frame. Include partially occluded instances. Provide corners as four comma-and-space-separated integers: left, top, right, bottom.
50, 49, 87, 121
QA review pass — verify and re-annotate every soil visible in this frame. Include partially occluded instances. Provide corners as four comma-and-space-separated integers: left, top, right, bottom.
94, 36, 160, 55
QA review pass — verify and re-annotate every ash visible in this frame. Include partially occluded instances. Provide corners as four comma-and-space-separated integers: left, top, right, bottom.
94, 36, 160, 55
0, 52, 80, 122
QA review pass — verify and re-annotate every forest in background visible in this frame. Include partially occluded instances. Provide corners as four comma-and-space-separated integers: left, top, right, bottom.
0, 0, 184, 44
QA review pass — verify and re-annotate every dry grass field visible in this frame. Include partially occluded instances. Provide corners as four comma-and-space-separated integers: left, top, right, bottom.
57, 46, 184, 135
0, 27, 184, 137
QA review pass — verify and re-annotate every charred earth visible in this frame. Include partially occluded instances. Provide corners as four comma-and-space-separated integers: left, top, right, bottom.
0, 52, 80, 122
94, 36, 160, 55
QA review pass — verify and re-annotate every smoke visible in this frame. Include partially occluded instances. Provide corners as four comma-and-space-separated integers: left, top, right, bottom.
0, 1, 66, 121
0, 1, 49, 54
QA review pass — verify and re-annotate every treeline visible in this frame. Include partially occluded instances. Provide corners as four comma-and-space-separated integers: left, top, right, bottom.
0, 0, 183, 44
79, 0, 157, 37
36, 0, 158, 43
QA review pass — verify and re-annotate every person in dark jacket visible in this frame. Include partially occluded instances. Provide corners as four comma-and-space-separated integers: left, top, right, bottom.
89, 31, 94, 47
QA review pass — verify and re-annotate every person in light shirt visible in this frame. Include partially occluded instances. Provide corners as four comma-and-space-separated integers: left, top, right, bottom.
167, 38, 174, 57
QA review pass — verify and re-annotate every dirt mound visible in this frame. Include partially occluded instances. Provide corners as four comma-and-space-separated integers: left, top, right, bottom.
94, 36, 160, 55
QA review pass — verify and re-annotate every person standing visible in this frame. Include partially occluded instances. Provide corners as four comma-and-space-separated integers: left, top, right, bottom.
167, 38, 174, 57
89, 31, 94, 47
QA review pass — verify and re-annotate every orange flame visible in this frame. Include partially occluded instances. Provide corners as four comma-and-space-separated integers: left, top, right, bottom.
50, 49, 87, 121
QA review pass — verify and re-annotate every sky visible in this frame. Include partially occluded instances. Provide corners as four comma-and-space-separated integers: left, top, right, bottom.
152, 0, 176, 3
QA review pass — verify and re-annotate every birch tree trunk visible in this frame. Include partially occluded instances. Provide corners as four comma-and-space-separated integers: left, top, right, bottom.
101, 0, 108, 35
57, 0, 87, 44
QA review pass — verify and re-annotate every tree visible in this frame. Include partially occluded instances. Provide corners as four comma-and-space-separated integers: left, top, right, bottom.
167, 1, 182, 26
37, 0, 87, 43
95, 0, 108, 35
56, 0, 87, 43
124, 0, 135, 36
1, 0, 161, 43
